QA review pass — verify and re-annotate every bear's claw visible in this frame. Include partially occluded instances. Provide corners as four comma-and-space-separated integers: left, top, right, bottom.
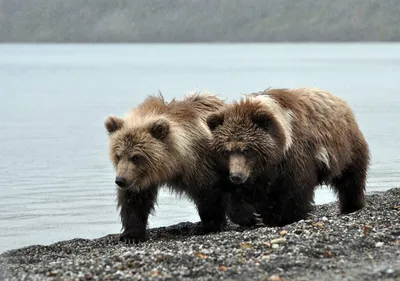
253, 212, 266, 227
119, 231, 147, 245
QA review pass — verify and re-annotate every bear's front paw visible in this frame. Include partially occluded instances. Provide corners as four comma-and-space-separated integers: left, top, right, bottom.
119, 230, 147, 245
232, 212, 265, 227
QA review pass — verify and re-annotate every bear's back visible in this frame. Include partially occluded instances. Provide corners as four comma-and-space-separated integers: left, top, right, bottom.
263, 87, 366, 176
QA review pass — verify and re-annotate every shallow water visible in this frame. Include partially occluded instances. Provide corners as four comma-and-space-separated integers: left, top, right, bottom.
0, 43, 399, 254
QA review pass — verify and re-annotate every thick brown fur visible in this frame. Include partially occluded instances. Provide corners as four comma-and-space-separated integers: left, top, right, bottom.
104, 92, 233, 244
206, 87, 370, 227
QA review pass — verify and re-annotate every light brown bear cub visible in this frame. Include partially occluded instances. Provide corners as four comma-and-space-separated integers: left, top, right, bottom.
206, 87, 370, 227
104, 92, 229, 244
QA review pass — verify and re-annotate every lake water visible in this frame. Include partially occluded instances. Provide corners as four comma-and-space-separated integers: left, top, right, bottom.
0, 43, 399, 254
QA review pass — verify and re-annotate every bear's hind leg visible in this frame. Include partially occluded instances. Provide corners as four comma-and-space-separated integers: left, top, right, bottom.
117, 186, 158, 244
332, 160, 367, 214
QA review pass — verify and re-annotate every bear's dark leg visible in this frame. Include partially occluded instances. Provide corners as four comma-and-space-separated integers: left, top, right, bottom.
332, 160, 368, 214
226, 196, 259, 227
258, 175, 316, 227
192, 186, 228, 234
277, 186, 315, 226
226, 188, 264, 227
117, 186, 158, 244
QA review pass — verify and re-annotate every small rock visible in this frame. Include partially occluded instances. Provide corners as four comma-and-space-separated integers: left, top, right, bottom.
121, 251, 133, 258
363, 225, 373, 236
115, 270, 123, 276
375, 242, 384, 248
151, 270, 161, 277
219, 265, 228, 272
201, 249, 210, 255
312, 221, 325, 228
261, 255, 270, 260
386, 268, 394, 274
268, 274, 285, 281
47, 271, 57, 277
271, 237, 287, 244
195, 251, 208, 259
279, 230, 288, 236
272, 244, 279, 249
323, 250, 334, 258
240, 242, 253, 249
294, 229, 303, 234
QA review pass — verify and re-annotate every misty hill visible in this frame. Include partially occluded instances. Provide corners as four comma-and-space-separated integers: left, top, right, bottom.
1, 0, 400, 43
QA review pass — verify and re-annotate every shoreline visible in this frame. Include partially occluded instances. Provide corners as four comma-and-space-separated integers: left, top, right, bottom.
1, 188, 399, 281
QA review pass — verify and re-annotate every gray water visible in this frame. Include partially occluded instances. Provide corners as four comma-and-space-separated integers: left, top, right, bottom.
0, 43, 399, 254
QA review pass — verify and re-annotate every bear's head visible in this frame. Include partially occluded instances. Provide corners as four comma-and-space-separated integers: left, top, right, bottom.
104, 114, 178, 191
206, 97, 289, 185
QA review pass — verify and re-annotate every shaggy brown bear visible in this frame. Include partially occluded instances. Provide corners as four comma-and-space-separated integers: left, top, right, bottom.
104, 92, 233, 244
206, 87, 370, 227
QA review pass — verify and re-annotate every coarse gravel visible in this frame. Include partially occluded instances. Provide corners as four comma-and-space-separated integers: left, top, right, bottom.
1, 188, 399, 281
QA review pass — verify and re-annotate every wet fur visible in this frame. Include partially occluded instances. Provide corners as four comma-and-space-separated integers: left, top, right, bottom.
105, 92, 232, 243
207, 87, 370, 227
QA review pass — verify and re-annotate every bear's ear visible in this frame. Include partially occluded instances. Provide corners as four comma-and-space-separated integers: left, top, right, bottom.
206, 112, 224, 131
150, 119, 170, 140
104, 115, 124, 134
251, 110, 272, 130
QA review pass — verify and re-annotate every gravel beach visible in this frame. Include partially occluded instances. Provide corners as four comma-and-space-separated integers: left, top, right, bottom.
1, 188, 399, 281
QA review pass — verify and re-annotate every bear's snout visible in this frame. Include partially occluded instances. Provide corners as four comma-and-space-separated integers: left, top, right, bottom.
115, 176, 127, 188
229, 172, 246, 185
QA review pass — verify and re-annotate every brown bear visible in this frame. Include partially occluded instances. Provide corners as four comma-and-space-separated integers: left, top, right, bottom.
206, 87, 370, 227
104, 92, 234, 244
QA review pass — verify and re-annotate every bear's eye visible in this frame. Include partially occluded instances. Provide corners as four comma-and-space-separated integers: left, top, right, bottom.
115, 155, 121, 162
243, 148, 250, 155
221, 149, 230, 157
130, 155, 142, 164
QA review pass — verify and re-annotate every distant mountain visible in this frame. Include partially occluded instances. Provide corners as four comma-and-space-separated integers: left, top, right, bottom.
1, 0, 399, 42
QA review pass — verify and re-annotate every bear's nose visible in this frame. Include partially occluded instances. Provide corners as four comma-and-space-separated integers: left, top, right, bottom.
115, 176, 127, 188
230, 172, 245, 184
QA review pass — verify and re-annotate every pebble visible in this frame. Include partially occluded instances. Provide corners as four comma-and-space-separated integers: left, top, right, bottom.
268, 274, 285, 281
279, 230, 288, 236
271, 237, 286, 244
386, 268, 394, 274
121, 251, 133, 258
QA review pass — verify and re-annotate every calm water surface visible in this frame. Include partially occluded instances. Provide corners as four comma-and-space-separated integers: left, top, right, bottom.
0, 43, 399, 254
